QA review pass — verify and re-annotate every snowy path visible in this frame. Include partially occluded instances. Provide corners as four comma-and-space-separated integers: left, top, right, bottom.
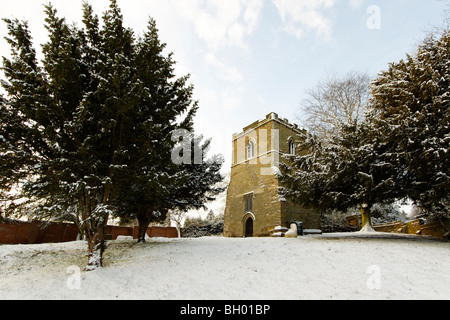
0, 235, 449, 300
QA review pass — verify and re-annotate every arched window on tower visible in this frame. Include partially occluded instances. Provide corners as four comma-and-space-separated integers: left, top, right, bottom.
247, 140, 255, 159
288, 139, 295, 155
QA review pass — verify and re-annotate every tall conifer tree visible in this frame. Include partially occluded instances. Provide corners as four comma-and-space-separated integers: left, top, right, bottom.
0, 1, 207, 269
370, 29, 450, 226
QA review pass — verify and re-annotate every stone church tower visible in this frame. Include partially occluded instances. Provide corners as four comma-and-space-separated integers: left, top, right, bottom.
223, 112, 320, 237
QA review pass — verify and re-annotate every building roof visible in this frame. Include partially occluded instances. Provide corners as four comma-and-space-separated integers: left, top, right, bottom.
232, 112, 305, 140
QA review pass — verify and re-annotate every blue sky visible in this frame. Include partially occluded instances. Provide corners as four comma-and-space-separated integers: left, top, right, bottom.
1, 0, 448, 175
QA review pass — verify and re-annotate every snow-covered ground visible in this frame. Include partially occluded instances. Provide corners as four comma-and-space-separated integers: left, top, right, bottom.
0, 234, 449, 300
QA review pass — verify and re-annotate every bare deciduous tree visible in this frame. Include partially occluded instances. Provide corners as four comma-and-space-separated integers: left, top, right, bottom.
299, 71, 371, 141
167, 209, 185, 237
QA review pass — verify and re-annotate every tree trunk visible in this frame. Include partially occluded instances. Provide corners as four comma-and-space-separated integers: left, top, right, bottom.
137, 206, 154, 243
83, 188, 110, 271
85, 223, 106, 271
360, 203, 374, 232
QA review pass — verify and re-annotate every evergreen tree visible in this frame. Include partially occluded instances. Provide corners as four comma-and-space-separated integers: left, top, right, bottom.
0, 1, 202, 268
0, 18, 50, 216
104, 13, 224, 243
282, 28, 449, 234
167, 136, 225, 215
114, 133, 225, 243
280, 123, 397, 231
370, 28, 450, 227
1, 4, 121, 269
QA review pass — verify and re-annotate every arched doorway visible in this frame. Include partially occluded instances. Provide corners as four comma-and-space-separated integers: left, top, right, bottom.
244, 217, 253, 238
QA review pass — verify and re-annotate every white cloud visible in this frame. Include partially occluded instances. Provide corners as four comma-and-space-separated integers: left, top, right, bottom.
205, 53, 244, 83
174, 0, 263, 51
170, 0, 262, 83
272, 0, 336, 41
349, 0, 366, 9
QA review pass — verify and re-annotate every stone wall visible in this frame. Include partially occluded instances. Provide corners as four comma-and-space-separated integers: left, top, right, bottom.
224, 113, 321, 237
345, 215, 447, 239
0, 220, 79, 244
0, 220, 178, 244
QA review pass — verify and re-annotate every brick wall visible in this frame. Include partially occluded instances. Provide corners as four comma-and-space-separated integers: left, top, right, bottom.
147, 226, 179, 238
0, 220, 179, 245
0, 220, 79, 245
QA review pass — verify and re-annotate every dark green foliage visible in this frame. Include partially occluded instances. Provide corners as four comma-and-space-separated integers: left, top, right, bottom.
281, 28, 449, 233
0, 0, 222, 266
370, 29, 450, 223
182, 214, 224, 238
280, 124, 395, 220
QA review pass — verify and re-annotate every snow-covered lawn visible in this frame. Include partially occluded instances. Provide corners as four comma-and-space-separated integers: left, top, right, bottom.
0, 234, 449, 300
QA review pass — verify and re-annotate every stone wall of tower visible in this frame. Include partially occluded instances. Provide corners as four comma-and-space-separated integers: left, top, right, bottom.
223, 162, 282, 237
223, 114, 281, 237
223, 113, 321, 238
